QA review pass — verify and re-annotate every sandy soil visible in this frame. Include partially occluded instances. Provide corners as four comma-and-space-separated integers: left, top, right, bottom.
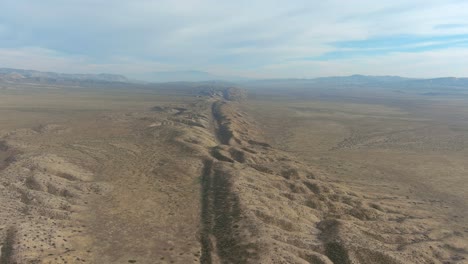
0, 85, 466, 263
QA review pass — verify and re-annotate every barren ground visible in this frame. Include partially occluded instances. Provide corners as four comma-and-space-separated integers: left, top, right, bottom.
0, 83, 467, 263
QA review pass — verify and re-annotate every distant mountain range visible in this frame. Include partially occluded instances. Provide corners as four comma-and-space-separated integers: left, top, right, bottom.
134, 70, 248, 82
0, 68, 129, 83
245, 74, 468, 90
1, 68, 468, 91
0, 68, 248, 83
141, 70, 219, 82
248, 75, 412, 85
302, 75, 468, 88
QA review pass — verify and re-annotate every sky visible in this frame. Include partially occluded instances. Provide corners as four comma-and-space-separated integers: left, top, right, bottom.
0, 0, 467, 79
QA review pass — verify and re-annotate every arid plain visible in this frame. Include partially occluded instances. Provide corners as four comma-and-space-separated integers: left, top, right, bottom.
0, 80, 467, 264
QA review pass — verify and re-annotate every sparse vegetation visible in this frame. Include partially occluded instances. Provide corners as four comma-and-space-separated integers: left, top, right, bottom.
0, 80, 466, 263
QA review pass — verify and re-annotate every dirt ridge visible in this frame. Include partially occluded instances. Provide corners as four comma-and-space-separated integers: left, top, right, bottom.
0, 86, 466, 263
194, 88, 467, 263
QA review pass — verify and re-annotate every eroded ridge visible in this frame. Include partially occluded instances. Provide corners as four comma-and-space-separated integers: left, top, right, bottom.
184, 88, 467, 264
0, 130, 104, 263
0, 86, 466, 264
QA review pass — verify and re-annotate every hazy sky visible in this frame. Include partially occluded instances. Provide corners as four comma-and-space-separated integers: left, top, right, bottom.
1, 0, 467, 78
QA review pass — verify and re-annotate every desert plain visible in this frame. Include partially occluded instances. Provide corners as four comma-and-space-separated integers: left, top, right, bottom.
0, 79, 467, 264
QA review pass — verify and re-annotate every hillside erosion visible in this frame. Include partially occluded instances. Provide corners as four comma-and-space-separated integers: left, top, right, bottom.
192, 87, 467, 264
0, 86, 465, 263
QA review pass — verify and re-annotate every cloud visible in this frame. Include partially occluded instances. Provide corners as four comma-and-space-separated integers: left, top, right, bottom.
256, 47, 468, 78
434, 24, 467, 30
0, 0, 467, 78
0, 47, 171, 76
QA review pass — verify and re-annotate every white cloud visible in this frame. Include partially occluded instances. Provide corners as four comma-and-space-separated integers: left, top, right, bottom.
0, 47, 170, 76
254, 48, 468, 78
0, 0, 467, 77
